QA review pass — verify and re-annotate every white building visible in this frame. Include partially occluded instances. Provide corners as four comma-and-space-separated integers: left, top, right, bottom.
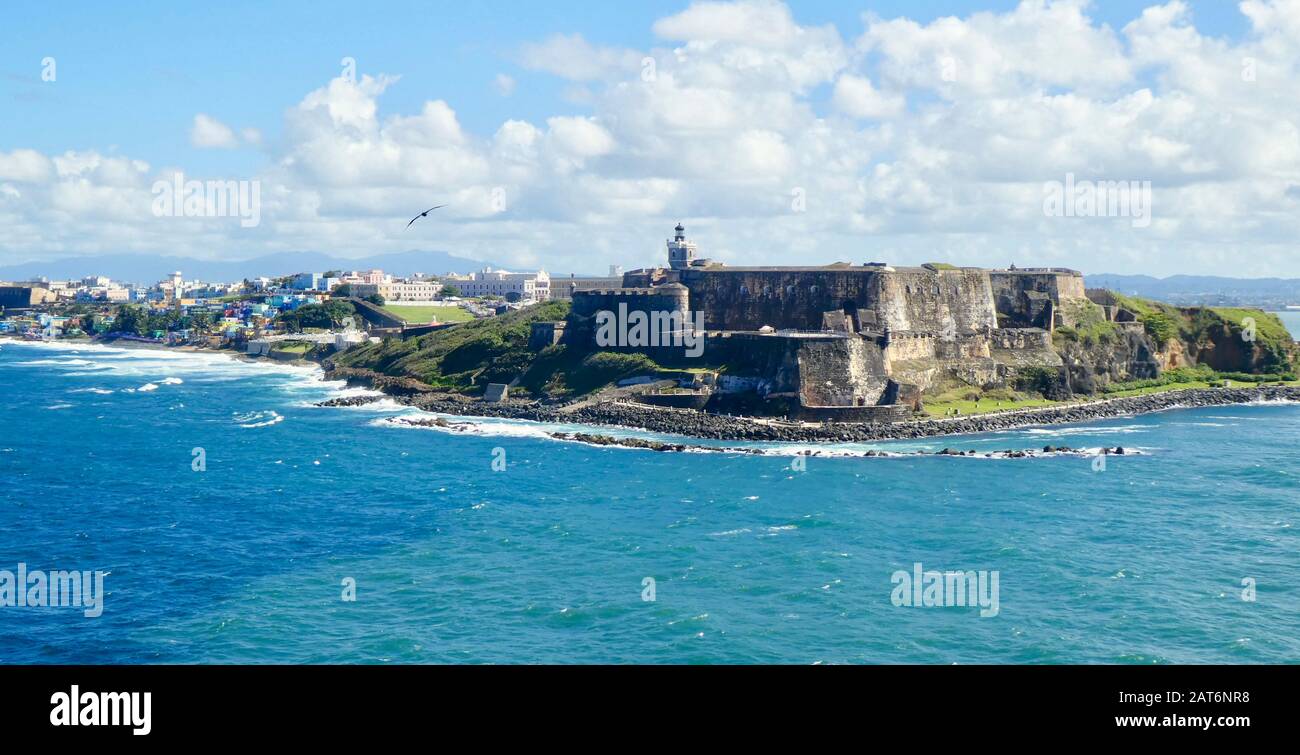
352, 280, 443, 302
449, 267, 550, 303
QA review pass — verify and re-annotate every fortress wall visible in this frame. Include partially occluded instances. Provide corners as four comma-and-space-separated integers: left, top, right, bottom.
568, 286, 695, 361
797, 337, 890, 406
990, 328, 1053, 350
672, 267, 997, 334
989, 270, 1086, 327
701, 332, 892, 406
676, 269, 884, 331
621, 269, 671, 289
989, 270, 1086, 302
884, 330, 993, 369
1056, 273, 1086, 301
528, 321, 566, 350
569, 286, 689, 320
935, 333, 993, 360
621, 265, 1075, 337
700, 332, 804, 393
882, 331, 992, 362
883, 332, 937, 362
873, 269, 998, 334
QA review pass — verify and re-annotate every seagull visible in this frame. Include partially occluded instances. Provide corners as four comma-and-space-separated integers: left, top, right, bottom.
406, 204, 447, 229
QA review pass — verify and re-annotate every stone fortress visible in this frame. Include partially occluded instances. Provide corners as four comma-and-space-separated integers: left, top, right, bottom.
541, 224, 1092, 420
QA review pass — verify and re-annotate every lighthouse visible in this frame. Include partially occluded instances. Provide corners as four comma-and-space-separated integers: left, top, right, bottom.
666, 222, 697, 270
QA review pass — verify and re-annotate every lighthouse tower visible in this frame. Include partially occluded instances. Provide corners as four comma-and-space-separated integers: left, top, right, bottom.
666, 223, 697, 270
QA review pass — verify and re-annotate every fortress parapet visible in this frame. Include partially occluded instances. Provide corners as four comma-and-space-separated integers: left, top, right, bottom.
569, 283, 689, 320
989, 268, 1086, 329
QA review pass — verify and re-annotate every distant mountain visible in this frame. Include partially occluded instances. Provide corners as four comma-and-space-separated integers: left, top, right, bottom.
1086, 273, 1300, 308
0, 250, 498, 286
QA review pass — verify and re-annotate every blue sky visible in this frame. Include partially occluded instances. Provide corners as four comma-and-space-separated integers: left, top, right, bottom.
2, 1, 1250, 172
2, 1, 1297, 277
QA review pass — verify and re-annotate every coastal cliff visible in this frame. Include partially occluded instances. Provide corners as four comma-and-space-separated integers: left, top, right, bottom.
1042, 299, 1294, 399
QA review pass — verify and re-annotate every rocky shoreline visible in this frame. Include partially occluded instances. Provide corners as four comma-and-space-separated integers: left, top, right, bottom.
320, 365, 1300, 442
378, 415, 1129, 459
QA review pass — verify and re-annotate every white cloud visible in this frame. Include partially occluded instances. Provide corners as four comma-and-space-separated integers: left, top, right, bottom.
519, 33, 642, 81
544, 116, 616, 159
190, 114, 239, 149
192, 114, 264, 149
833, 74, 904, 119
8, 0, 1300, 278
0, 149, 54, 183
493, 73, 516, 96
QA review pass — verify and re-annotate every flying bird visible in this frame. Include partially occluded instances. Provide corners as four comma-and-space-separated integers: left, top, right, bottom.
406, 204, 447, 229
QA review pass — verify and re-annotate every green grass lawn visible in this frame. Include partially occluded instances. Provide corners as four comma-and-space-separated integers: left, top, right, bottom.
923, 394, 1061, 417
382, 304, 473, 323
1102, 381, 1213, 398
922, 378, 1299, 418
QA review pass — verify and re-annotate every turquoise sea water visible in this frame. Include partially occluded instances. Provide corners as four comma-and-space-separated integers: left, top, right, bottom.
1, 339, 1298, 664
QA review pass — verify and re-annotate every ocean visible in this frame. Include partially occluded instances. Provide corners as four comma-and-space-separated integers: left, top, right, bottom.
1, 339, 1297, 664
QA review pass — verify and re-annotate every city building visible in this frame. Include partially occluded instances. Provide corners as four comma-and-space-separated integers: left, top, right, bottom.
291, 273, 323, 291
352, 280, 444, 302
447, 267, 550, 303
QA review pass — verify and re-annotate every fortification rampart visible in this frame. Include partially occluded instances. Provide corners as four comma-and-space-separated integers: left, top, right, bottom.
569, 284, 689, 320
990, 327, 1053, 350
874, 268, 998, 334
989, 270, 1085, 328
882, 330, 994, 363
661, 266, 999, 335
797, 336, 890, 407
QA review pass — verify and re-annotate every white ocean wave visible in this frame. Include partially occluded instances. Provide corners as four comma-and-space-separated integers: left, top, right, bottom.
5, 339, 324, 389
330, 397, 407, 412
235, 410, 284, 428
1015, 424, 1149, 437
371, 411, 1153, 460
373, 413, 557, 440
1242, 398, 1300, 406
297, 388, 396, 411
14, 357, 101, 367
